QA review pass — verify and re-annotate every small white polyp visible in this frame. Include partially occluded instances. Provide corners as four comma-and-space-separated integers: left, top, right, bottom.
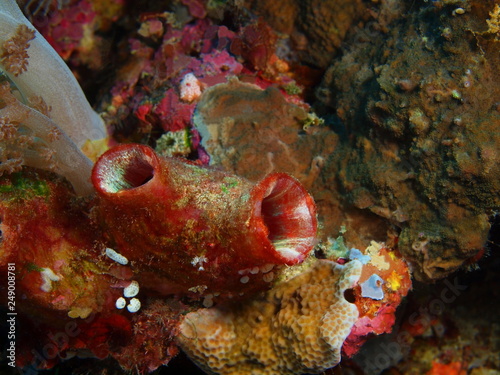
127, 298, 141, 313
179, 73, 202, 102
40, 268, 60, 292
123, 280, 139, 298
115, 297, 126, 309
105, 247, 129, 265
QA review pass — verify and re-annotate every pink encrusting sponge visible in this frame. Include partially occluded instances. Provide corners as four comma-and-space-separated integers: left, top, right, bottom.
92, 144, 317, 299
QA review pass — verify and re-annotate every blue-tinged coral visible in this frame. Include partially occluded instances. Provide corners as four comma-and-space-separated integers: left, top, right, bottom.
349, 248, 371, 264
360, 274, 385, 300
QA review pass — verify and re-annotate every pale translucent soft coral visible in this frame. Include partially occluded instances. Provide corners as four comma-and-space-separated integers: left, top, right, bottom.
0, 24, 34, 76
0, 0, 108, 194
0, 0, 106, 148
0, 81, 93, 194
178, 259, 362, 375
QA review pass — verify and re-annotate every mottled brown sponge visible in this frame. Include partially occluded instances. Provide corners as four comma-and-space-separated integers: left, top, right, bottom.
177, 259, 362, 375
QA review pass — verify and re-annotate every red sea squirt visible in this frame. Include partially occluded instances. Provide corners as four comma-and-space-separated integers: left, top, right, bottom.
92, 144, 317, 299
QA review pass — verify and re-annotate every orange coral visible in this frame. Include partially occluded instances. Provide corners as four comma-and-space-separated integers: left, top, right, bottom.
1, 24, 35, 76
427, 361, 467, 375
341, 242, 412, 357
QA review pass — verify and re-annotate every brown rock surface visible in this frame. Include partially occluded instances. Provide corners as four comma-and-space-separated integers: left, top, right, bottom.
193, 78, 336, 190
316, 0, 500, 280
243, 0, 367, 68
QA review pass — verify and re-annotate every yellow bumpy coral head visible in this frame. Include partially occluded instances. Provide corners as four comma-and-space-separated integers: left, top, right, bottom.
177, 259, 362, 375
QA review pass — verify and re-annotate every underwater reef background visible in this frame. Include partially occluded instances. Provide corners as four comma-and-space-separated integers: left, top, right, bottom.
0, 0, 499, 374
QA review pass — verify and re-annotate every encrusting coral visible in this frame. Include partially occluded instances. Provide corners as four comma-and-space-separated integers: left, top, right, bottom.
193, 78, 335, 189
178, 259, 363, 375
0, 170, 112, 319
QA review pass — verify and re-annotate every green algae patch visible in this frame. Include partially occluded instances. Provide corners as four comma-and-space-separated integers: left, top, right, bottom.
0, 172, 50, 201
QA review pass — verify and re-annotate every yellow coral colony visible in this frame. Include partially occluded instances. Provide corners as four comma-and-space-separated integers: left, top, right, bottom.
177, 259, 362, 375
